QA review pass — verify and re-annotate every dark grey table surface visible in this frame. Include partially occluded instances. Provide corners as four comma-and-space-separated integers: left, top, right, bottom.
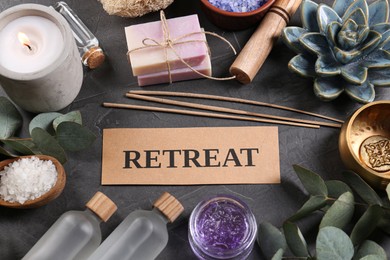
0, 0, 389, 259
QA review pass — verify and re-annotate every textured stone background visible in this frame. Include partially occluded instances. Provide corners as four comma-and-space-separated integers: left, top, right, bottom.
0, 0, 389, 259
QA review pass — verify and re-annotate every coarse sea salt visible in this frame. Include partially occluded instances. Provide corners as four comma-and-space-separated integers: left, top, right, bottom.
208, 0, 268, 12
0, 157, 57, 204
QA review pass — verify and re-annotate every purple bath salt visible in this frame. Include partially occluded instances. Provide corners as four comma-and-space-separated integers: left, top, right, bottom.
189, 195, 257, 259
196, 199, 248, 250
208, 0, 268, 12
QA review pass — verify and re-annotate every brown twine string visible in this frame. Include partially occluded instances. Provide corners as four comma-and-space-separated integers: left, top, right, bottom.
127, 11, 237, 83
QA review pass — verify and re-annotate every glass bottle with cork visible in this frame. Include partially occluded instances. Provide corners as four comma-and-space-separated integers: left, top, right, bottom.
88, 192, 184, 260
23, 192, 117, 260
54, 1, 105, 69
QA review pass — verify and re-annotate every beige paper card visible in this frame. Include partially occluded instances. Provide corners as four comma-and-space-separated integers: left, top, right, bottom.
102, 126, 280, 185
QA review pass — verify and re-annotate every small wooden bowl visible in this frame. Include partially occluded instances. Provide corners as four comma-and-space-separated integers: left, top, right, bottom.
339, 101, 390, 190
199, 0, 275, 30
0, 155, 66, 209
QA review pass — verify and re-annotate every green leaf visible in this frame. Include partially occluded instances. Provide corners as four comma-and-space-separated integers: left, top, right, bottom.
386, 184, 390, 201
342, 171, 383, 206
359, 255, 386, 260
31, 128, 67, 164
0, 145, 17, 157
350, 205, 383, 246
0, 96, 22, 139
257, 222, 287, 259
326, 180, 353, 199
1, 139, 41, 155
53, 111, 82, 131
354, 240, 387, 260
271, 248, 284, 260
319, 192, 354, 230
283, 221, 310, 257
29, 112, 62, 135
316, 226, 354, 260
56, 122, 96, 152
293, 165, 328, 196
288, 195, 327, 222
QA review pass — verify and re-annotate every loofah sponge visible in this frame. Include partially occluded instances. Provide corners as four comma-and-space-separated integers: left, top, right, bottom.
98, 0, 174, 17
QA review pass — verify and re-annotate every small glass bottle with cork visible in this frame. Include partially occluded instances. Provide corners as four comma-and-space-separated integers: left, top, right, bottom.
54, 1, 105, 69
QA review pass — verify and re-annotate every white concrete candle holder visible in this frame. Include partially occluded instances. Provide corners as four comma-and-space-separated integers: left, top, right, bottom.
0, 4, 83, 113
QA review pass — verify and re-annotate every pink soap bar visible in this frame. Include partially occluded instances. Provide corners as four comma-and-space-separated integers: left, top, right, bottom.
137, 55, 212, 86
125, 14, 208, 76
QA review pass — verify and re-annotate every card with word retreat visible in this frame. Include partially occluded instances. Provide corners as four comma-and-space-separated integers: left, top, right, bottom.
101, 126, 280, 185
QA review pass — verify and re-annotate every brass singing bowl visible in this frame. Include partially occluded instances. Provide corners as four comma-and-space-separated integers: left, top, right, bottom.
339, 101, 390, 190
0, 155, 66, 208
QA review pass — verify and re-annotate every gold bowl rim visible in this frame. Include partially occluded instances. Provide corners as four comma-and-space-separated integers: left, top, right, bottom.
344, 100, 390, 180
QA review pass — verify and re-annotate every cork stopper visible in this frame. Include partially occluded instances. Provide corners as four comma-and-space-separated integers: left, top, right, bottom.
82, 46, 105, 69
86, 192, 117, 222
153, 192, 184, 223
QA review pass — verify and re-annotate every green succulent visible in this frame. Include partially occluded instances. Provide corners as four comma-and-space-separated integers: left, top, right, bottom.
282, 0, 390, 103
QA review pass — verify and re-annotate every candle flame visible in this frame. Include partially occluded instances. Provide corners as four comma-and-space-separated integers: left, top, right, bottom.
18, 32, 32, 51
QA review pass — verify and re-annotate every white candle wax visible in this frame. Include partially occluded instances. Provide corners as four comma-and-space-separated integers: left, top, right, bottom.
0, 16, 64, 74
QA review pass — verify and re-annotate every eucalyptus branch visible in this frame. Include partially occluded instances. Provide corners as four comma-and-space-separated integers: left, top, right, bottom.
0, 96, 96, 164
257, 164, 389, 260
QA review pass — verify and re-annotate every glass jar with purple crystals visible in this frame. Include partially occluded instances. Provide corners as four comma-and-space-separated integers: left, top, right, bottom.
188, 195, 257, 259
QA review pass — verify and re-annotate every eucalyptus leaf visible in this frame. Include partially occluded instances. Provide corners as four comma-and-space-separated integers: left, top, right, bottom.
325, 180, 353, 199
53, 111, 82, 131
0, 145, 17, 157
319, 192, 354, 230
316, 226, 354, 260
271, 248, 284, 260
257, 222, 287, 259
350, 205, 383, 246
0, 96, 22, 139
31, 128, 67, 164
283, 221, 310, 258
293, 165, 328, 196
288, 195, 327, 222
354, 240, 387, 260
29, 112, 62, 135
56, 122, 96, 152
342, 170, 382, 206
1, 139, 41, 155
359, 255, 386, 260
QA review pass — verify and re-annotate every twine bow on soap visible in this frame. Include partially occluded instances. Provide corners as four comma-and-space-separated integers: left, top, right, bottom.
127, 11, 237, 83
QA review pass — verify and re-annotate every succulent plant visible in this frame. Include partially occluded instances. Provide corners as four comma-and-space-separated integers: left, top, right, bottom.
282, 0, 390, 103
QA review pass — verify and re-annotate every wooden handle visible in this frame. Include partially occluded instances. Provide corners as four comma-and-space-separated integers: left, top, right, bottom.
230, 0, 303, 84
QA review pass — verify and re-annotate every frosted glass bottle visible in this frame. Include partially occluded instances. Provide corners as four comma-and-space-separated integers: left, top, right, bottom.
88, 192, 184, 260
23, 192, 117, 260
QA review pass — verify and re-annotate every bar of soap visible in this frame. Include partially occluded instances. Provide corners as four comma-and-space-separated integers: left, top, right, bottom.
137, 55, 212, 86
125, 14, 208, 76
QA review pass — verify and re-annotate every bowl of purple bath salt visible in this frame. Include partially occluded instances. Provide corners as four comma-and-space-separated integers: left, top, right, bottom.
199, 0, 275, 30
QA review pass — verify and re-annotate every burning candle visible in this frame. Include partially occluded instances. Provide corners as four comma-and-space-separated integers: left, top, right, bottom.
0, 16, 64, 74
0, 4, 82, 113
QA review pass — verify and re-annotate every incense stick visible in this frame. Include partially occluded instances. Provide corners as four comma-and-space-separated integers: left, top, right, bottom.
125, 93, 341, 128
128, 90, 344, 123
103, 102, 320, 129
